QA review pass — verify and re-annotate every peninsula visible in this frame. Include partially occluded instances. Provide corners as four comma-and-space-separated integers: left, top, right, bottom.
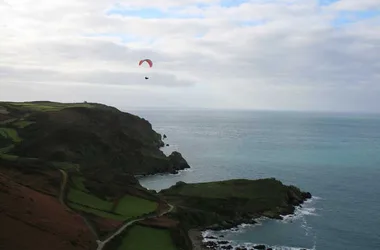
0, 101, 311, 250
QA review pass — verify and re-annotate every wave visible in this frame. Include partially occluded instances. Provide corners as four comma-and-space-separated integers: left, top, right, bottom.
281, 196, 321, 222
202, 196, 321, 250
201, 237, 316, 250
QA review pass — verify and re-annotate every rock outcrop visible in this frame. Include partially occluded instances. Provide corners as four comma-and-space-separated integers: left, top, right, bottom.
160, 178, 312, 231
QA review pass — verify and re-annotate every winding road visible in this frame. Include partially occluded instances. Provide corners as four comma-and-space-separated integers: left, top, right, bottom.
58, 169, 174, 250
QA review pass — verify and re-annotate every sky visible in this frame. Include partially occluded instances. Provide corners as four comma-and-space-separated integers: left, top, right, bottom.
0, 0, 380, 112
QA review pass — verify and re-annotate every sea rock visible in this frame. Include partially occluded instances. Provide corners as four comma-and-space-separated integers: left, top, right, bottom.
168, 151, 190, 172
221, 245, 233, 249
217, 240, 229, 245
205, 236, 217, 240
203, 241, 218, 249
303, 192, 312, 199
253, 245, 266, 249
236, 247, 247, 250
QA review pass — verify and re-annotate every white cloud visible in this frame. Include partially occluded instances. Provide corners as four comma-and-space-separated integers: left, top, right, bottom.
1, 0, 380, 112
330, 0, 380, 11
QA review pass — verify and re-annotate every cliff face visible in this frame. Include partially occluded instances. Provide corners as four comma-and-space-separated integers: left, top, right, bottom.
0, 101, 189, 178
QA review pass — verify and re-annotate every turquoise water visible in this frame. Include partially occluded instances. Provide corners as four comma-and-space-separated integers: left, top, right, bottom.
129, 109, 380, 250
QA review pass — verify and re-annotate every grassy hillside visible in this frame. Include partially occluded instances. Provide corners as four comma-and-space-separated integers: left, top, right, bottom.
0, 101, 190, 179
0, 101, 191, 250
160, 178, 312, 230
117, 225, 178, 250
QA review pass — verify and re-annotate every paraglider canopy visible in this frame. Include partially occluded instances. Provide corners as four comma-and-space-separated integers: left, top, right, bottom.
139, 59, 153, 79
139, 59, 153, 67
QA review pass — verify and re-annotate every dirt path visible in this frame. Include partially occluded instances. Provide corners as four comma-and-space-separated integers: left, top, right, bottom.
58, 170, 67, 205
58, 169, 99, 238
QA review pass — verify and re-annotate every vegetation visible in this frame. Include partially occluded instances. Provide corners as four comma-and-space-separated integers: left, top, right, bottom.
11, 120, 34, 128
0, 145, 14, 154
0, 154, 19, 161
67, 175, 158, 221
2, 101, 95, 112
68, 188, 113, 211
116, 226, 177, 250
161, 178, 311, 230
0, 128, 22, 142
0, 101, 189, 178
114, 195, 158, 217
50, 161, 80, 171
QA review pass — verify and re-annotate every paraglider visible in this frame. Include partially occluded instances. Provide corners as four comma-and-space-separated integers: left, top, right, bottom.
139, 59, 153, 79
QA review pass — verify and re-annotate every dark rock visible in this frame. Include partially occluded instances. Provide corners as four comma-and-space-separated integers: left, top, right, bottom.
217, 240, 229, 245
203, 241, 218, 249
253, 245, 266, 249
166, 144, 169, 146
303, 192, 312, 199
168, 151, 190, 171
163, 134, 167, 139
236, 247, 247, 250
221, 245, 233, 249
205, 236, 217, 240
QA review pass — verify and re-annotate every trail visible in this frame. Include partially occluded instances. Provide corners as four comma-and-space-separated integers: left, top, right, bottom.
58, 170, 67, 205
96, 203, 174, 250
58, 169, 99, 238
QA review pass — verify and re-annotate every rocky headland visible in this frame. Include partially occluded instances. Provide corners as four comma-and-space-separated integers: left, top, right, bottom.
0, 101, 311, 250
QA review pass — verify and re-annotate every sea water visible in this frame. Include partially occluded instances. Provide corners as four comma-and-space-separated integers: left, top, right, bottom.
128, 109, 380, 250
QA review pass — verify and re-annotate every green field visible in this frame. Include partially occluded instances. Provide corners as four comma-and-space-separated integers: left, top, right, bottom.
0, 118, 17, 125
68, 203, 125, 221
117, 226, 177, 250
6, 102, 95, 112
67, 180, 158, 221
68, 188, 113, 211
12, 120, 34, 128
0, 128, 22, 142
114, 195, 158, 217
0, 145, 14, 154
71, 176, 88, 191
0, 154, 19, 161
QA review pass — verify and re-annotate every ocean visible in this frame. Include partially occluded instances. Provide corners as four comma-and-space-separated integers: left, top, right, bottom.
127, 109, 380, 250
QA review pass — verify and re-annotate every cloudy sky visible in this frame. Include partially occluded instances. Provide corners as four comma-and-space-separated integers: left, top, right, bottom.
1, 0, 379, 112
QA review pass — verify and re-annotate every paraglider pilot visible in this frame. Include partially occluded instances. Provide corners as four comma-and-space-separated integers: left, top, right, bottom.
139, 59, 153, 80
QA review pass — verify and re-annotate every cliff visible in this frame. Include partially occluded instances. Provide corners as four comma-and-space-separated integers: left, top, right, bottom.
160, 178, 312, 231
0, 101, 189, 177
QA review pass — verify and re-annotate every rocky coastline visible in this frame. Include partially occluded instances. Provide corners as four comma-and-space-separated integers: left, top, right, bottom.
191, 198, 312, 250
